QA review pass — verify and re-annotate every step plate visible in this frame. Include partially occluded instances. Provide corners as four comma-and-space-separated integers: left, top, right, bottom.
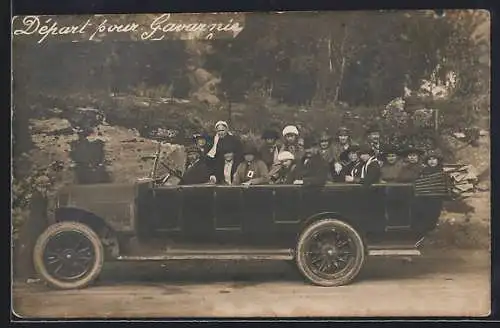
368, 249, 421, 256
117, 249, 294, 261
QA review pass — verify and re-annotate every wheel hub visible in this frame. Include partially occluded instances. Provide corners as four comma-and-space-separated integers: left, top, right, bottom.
322, 244, 338, 257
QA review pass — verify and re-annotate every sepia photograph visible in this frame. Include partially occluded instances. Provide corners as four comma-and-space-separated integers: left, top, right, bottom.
11, 10, 491, 318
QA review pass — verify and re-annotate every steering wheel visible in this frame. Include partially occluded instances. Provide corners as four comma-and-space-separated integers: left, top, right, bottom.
154, 161, 183, 186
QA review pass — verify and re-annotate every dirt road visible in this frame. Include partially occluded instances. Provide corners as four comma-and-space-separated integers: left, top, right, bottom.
12, 248, 490, 318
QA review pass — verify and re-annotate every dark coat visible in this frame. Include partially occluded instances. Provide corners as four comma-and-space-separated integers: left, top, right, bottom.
179, 160, 211, 185
331, 142, 351, 165
294, 154, 329, 186
397, 162, 424, 182
341, 160, 362, 181
355, 159, 381, 186
258, 143, 281, 170
209, 134, 243, 177
421, 165, 443, 176
213, 159, 240, 185
380, 160, 405, 183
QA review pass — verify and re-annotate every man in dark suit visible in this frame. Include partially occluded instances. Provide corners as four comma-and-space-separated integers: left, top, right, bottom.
292, 136, 329, 186
259, 128, 282, 170
347, 144, 381, 186
179, 145, 212, 185
211, 143, 240, 185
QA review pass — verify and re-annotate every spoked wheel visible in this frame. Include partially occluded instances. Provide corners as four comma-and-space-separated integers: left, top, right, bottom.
33, 222, 104, 290
296, 219, 365, 287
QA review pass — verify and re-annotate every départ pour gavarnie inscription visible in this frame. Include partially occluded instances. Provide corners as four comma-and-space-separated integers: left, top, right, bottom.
12, 14, 245, 44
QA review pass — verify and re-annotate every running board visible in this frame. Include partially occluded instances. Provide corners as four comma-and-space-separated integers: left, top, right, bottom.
116, 246, 420, 261
117, 249, 294, 261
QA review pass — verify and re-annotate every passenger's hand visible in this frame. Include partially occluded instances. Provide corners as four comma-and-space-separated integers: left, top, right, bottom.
345, 175, 354, 182
293, 180, 303, 185
209, 175, 217, 184
334, 162, 342, 174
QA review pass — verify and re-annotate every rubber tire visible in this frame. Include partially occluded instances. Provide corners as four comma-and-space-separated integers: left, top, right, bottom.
296, 219, 365, 287
33, 221, 104, 290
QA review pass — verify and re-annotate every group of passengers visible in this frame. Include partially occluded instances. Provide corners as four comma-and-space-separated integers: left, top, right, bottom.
178, 120, 444, 186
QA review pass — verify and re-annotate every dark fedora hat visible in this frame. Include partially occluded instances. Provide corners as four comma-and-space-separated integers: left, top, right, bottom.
319, 131, 332, 142
380, 144, 400, 157
400, 145, 425, 156
302, 136, 318, 149
337, 126, 350, 135
358, 143, 375, 155
242, 143, 258, 155
423, 149, 444, 161
261, 129, 280, 140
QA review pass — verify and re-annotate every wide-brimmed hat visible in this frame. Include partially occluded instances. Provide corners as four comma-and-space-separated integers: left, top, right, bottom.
366, 124, 381, 136
337, 126, 350, 135
400, 145, 425, 156
242, 144, 258, 156
380, 145, 400, 158
282, 125, 299, 136
358, 143, 375, 155
423, 149, 443, 162
261, 129, 280, 140
302, 136, 318, 149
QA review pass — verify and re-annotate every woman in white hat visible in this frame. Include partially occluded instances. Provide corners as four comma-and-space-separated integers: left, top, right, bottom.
207, 120, 243, 183
279, 125, 304, 160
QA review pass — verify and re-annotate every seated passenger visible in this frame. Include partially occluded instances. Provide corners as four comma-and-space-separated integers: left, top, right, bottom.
421, 149, 444, 176
268, 151, 297, 184
179, 145, 212, 185
318, 131, 336, 165
280, 125, 304, 160
337, 144, 361, 182
259, 128, 282, 170
397, 145, 424, 182
233, 144, 269, 185
211, 144, 240, 185
292, 137, 328, 186
346, 144, 381, 186
379, 145, 404, 183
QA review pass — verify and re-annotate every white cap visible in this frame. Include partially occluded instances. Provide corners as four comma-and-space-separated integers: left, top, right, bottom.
215, 120, 228, 129
277, 151, 295, 162
282, 125, 299, 136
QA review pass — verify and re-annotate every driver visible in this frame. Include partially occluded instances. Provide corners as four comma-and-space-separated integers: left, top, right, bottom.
178, 145, 212, 185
